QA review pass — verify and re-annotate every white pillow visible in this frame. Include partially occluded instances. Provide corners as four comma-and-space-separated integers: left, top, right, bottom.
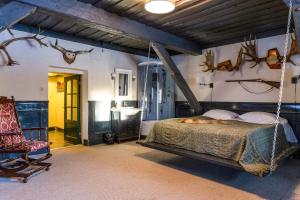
239, 112, 298, 143
239, 112, 277, 124
202, 109, 239, 120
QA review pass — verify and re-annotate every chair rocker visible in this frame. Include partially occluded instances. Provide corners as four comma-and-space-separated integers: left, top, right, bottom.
0, 96, 52, 183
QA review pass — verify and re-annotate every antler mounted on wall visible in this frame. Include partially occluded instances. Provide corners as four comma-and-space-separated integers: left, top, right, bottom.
201, 47, 243, 72
241, 34, 266, 68
0, 28, 48, 66
286, 32, 299, 65
50, 40, 94, 64
201, 31, 300, 72
242, 32, 299, 69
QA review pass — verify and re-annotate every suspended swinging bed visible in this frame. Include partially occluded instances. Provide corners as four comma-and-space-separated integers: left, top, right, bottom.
137, 0, 300, 176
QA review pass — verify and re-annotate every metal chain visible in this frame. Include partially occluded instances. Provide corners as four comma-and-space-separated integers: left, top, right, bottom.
138, 43, 152, 141
270, 0, 293, 174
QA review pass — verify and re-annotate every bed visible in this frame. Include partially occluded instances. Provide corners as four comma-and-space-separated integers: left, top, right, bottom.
139, 111, 299, 176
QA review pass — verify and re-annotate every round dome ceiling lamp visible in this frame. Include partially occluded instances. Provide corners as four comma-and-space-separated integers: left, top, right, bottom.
144, 0, 175, 14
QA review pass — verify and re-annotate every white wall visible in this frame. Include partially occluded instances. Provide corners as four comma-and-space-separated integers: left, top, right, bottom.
2, 29, 300, 140
173, 34, 300, 103
0, 29, 145, 141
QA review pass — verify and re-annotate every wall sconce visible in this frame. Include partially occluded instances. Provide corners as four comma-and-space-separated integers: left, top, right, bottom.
196, 76, 214, 88
200, 83, 214, 88
111, 72, 117, 80
132, 75, 137, 81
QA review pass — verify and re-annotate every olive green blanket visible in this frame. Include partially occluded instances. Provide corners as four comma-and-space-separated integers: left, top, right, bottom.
144, 116, 296, 176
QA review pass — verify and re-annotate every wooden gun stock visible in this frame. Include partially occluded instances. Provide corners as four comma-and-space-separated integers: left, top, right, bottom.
262, 80, 280, 89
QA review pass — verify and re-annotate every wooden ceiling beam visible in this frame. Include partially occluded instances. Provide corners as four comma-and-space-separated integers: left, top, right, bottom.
0, 1, 36, 32
16, 0, 202, 55
151, 42, 202, 115
14, 23, 157, 57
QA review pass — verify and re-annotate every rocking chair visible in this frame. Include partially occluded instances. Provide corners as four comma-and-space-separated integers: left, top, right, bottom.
0, 96, 52, 183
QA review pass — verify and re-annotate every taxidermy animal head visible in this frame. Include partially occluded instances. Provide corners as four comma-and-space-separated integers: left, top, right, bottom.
50, 40, 94, 64
242, 32, 299, 69
0, 28, 47, 66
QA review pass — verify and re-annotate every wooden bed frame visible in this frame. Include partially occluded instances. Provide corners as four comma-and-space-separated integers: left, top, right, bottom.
137, 141, 243, 170
137, 141, 300, 173
137, 101, 300, 173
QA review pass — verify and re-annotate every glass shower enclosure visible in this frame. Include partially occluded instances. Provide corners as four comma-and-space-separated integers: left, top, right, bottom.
138, 61, 175, 121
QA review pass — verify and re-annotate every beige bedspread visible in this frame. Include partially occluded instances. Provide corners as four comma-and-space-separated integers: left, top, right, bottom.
144, 116, 296, 176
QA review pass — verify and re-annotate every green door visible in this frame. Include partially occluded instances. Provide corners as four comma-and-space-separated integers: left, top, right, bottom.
64, 75, 81, 144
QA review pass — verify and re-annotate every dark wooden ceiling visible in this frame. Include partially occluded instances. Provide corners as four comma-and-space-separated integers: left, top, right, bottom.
19, 9, 151, 55
80, 0, 289, 48
9, 0, 290, 55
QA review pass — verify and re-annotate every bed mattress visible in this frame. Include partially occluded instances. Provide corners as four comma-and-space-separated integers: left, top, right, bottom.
143, 116, 297, 176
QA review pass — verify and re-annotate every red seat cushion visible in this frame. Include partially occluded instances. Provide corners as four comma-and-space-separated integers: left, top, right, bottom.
0, 102, 21, 135
0, 134, 49, 152
26, 141, 49, 152
0, 134, 27, 150
0, 99, 49, 153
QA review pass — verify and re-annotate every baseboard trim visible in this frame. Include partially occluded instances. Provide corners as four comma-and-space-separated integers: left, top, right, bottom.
48, 127, 55, 131
48, 127, 64, 132
56, 127, 64, 132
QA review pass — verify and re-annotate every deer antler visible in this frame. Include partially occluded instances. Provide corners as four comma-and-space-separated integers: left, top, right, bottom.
201, 50, 216, 72
50, 39, 67, 53
0, 28, 48, 66
0, 47, 18, 65
241, 34, 265, 68
233, 47, 244, 71
74, 48, 94, 55
286, 31, 299, 65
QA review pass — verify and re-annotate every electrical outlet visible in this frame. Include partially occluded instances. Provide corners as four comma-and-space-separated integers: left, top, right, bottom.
292, 76, 299, 84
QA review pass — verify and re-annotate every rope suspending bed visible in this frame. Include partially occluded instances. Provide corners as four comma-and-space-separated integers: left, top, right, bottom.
137, 0, 299, 175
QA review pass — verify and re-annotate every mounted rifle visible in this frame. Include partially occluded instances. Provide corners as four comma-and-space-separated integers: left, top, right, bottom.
225, 79, 280, 94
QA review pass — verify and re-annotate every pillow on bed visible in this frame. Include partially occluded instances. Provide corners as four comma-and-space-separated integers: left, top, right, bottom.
239, 111, 298, 143
202, 109, 239, 120
239, 112, 277, 124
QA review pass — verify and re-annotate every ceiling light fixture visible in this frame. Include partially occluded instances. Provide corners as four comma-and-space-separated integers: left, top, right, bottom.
145, 0, 175, 14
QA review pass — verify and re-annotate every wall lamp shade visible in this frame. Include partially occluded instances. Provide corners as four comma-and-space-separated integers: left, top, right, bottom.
145, 0, 175, 14
111, 72, 117, 80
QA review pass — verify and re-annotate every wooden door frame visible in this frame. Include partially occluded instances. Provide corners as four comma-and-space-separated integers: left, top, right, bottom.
48, 66, 88, 144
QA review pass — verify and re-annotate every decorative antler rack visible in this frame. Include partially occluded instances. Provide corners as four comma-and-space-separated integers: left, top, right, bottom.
201, 48, 243, 72
242, 32, 299, 69
50, 40, 94, 64
0, 28, 48, 66
201, 32, 299, 72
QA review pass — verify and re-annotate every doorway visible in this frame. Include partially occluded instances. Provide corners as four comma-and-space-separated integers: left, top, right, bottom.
48, 73, 81, 149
